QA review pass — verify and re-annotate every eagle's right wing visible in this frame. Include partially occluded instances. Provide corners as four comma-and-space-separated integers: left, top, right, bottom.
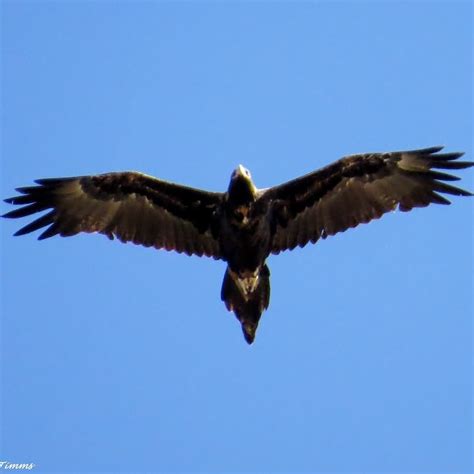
3, 172, 224, 259
264, 146, 472, 254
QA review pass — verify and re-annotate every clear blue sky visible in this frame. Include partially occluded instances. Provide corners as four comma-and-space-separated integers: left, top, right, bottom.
1, 2, 472, 473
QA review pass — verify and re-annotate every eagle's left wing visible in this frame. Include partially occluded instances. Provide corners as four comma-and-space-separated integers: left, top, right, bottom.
264, 146, 472, 254
3, 172, 224, 259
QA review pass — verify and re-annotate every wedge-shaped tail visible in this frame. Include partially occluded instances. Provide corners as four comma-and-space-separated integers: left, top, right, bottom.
221, 265, 270, 344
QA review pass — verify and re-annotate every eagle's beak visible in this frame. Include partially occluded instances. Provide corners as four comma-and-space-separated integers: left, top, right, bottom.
228, 164, 257, 201
235, 165, 249, 180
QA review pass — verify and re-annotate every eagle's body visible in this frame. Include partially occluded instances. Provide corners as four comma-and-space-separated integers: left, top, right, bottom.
221, 166, 270, 272
3, 146, 473, 343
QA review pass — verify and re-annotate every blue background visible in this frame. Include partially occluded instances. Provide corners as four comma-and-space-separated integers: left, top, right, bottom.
1, 2, 472, 473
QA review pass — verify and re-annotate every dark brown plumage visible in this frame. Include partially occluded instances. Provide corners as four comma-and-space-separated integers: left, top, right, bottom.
3, 146, 473, 343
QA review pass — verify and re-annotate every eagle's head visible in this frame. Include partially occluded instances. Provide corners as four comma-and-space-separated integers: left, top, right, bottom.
227, 165, 257, 204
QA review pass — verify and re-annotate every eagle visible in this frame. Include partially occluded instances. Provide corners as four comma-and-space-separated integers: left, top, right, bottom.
3, 146, 473, 343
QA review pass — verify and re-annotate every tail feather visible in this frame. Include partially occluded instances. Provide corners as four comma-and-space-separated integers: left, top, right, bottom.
221, 265, 270, 344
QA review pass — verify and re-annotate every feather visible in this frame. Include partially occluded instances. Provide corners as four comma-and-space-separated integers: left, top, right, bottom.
3, 172, 223, 259
268, 147, 473, 253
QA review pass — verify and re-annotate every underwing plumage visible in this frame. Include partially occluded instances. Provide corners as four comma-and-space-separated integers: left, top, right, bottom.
3, 146, 473, 343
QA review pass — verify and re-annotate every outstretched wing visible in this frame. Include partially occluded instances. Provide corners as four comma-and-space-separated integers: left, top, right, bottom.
265, 146, 473, 253
3, 172, 224, 259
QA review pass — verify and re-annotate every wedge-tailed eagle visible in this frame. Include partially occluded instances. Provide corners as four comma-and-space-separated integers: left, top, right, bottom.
3, 146, 473, 343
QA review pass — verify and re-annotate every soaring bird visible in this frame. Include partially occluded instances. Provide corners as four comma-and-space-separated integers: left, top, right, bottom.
3, 146, 473, 343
